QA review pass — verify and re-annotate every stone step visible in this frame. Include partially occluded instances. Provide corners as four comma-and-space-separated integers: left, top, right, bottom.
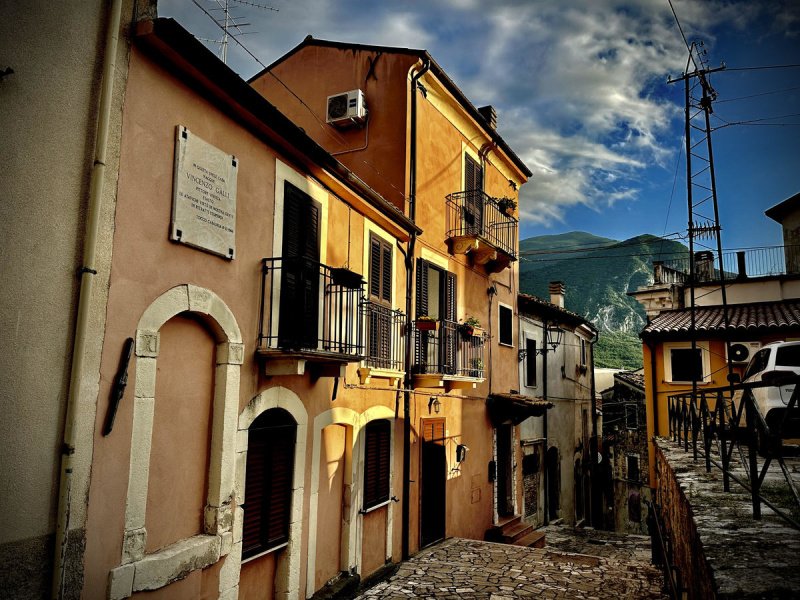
514, 530, 546, 548
495, 514, 522, 530
501, 522, 534, 543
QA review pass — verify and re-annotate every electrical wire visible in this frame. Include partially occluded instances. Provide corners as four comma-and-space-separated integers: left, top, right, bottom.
715, 85, 800, 104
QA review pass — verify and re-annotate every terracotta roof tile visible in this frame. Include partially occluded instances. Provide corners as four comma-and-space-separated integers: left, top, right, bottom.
642, 300, 800, 337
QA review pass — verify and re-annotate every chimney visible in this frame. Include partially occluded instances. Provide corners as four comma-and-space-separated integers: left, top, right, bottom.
478, 105, 497, 130
549, 281, 565, 308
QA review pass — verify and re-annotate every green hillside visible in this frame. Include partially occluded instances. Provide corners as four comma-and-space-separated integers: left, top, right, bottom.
518, 232, 688, 369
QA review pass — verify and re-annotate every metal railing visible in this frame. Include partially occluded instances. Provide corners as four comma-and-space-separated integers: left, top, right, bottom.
258, 257, 365, 358
412, 319, 486, 378
667, 377, 800, 527
362, 300, 405, 371
445, 190, 517, 259
655, 245, 800, 284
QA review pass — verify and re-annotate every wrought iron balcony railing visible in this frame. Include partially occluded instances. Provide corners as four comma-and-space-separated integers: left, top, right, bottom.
667, 377, 800, 528
412, 319, 486, 378
654, 245, 800, 285
445, 190, 517, 260
258, 257, 365, 360
362, 300, 405, 372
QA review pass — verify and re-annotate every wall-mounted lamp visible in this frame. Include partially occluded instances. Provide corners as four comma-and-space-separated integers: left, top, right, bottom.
517, 325, 564, 362
428, 397, 441, 414
456, 444, 469, 463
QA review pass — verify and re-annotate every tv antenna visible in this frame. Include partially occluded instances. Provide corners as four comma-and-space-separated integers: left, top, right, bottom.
192, 0, 278, 64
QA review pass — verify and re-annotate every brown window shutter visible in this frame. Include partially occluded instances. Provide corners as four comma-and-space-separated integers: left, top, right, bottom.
242, 409, 297, 559
363, 419, 391, 509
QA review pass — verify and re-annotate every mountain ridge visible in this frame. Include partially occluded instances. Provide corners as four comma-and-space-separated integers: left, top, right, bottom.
518, 231, 688, 369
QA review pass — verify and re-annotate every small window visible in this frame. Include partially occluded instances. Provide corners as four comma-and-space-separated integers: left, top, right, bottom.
363, 419, 391, 510
499, 305, 513, 346
625, 404, 638, 430
243, 408, 297, 559
525, 338, 537, 387
776, 345, 800, 367
580, 338, 587, 366
670, 347, 703, 382
627, 455, 640, 483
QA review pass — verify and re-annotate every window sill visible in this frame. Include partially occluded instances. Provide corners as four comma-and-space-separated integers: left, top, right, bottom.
360, 498, 392, 515
241, 540, 289, 564
499, 342, 514, 348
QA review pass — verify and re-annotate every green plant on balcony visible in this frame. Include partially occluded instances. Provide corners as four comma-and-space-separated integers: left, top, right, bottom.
496, 197, 517, 216
459, 316, 482, 338
470, 357, 484, 377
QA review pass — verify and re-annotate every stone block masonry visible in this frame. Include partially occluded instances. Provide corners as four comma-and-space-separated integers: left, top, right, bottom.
654, 438, 800, 599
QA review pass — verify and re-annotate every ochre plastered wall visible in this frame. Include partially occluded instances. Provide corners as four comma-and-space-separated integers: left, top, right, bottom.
251, 46, 418, 211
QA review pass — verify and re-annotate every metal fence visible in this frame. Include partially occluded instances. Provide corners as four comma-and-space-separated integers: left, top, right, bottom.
656, 245, 800, 284
258, 257, 365, 358
412, 319, 487, 378
445, 190, 517, 259
362, 300, 405, 371
667, 377, 800, 527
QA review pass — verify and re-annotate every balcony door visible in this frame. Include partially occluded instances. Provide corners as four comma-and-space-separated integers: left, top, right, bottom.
415, 259, 456, 374
367, 234, 393, 368
463, 154, 484, 236
279, 182, 321, 349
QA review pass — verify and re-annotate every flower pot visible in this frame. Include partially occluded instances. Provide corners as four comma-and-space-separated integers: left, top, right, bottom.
415, 319, 438, 332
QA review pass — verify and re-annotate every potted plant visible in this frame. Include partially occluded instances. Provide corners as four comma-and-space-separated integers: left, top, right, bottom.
459, 316, 482, 339
470, 357, 484, 377
496, 197, 517, 216
415, 315, 439, 331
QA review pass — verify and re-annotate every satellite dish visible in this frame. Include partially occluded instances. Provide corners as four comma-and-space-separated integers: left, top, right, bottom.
729, 343, 750, 363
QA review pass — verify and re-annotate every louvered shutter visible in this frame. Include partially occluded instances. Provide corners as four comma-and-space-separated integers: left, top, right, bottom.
414, 259, 429, 370
369, 236, 382, 300
443, 272, 457, 374
242, 409, 296, 559
279, 183, 321, 349
381, 243, 392, 304
464, 155, 484, 235
363, 420, 391, 509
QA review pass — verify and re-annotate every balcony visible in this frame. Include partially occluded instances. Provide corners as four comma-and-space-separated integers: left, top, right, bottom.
411, 319, 486, 390
654, 245, 800, 285
445, 190, 517, 273
257, 257, 365, 377
358, 301, 406, 385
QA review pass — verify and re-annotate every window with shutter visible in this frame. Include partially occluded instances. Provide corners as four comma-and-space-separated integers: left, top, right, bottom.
367, 234, 393, 366
279, 182, 321, 349
463, 155, 484, 236
363, 419, 391, 510
242, 408, 297, 559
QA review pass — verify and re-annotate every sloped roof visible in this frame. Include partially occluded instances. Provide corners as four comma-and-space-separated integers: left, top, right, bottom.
641, 300, 800, 339
517, 293, 597, 333
765, 191, 800, 223
253, 36, 532, 178
615, 371, 645, 391
486, 393, 552, 426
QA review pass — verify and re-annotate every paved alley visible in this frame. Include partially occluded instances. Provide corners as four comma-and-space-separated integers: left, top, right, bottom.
355, 533, 667, 599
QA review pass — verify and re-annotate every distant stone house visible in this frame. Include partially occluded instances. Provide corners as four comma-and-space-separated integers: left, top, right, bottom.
600, 370, 649, 534
517, 285, 598, 528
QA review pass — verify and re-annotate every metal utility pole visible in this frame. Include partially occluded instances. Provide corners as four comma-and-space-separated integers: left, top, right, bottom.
668, 42, 734, 404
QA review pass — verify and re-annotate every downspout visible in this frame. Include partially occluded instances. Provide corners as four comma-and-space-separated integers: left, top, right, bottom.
52, 0, 123, 597
401, 56, 430, 560
542, 318, 549, 525
588, 330, 600, 528
646, 338, 659, 494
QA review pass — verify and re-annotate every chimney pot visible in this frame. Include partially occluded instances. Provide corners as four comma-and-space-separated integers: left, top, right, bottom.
478, 105, 497, 130
549, 281, 565, 308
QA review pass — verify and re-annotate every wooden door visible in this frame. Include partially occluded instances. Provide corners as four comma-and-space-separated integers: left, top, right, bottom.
420, 418, 446, 548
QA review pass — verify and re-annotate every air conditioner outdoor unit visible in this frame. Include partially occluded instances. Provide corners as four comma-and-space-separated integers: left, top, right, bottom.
326, 89, 368, 127
726, 341, 762, 364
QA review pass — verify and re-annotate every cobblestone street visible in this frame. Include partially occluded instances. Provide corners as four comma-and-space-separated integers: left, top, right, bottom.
355, 530, 667, 599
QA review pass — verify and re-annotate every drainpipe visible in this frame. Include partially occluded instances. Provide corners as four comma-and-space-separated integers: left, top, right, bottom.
588, 330, 600, 528
542, 318, 549, 525
52, 1, 123, 597
401, 56, 430, 560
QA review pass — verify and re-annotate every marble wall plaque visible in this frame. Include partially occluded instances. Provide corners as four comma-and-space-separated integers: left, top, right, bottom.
171, 126, 238, 259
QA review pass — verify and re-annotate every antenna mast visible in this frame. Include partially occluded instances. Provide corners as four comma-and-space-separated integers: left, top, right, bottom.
193, 0, 278, 64
668, 40, 734, 446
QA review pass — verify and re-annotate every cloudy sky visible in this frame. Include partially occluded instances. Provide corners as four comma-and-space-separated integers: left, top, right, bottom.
161, 0, 800, 248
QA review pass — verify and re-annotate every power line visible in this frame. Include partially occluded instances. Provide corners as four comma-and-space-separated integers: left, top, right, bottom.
712, 112, 800, 131
716, 85, 800, 104
725, 64, 800, 71
519, 232, 686, 256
